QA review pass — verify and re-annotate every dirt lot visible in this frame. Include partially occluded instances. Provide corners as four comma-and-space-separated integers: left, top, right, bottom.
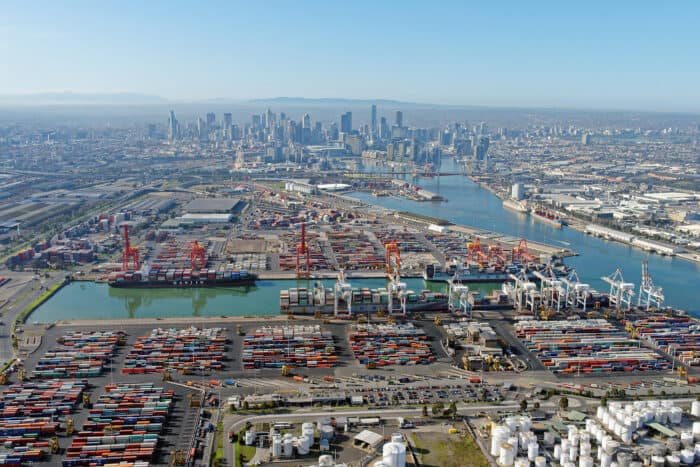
411, 429, 489, 467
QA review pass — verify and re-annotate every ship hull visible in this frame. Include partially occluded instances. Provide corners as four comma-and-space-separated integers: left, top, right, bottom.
531, 213, 563, 228
281, 300, 448, 315
109, 277, 256, 288
502, 199, 528, 213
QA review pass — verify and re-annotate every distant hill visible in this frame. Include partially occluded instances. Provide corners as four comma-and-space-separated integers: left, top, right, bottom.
0, 92, 169, 105
249, 97, 436, 107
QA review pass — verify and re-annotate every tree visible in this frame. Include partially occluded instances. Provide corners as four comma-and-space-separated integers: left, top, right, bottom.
520, 399, 528, 412
600, 397, 608, 407
432, 402, 445, 416
242, 400, 249, 410
559, 397, 569, 411
533, 402, 540, 409
447, 401, 458, 419
422, 405, 428, 417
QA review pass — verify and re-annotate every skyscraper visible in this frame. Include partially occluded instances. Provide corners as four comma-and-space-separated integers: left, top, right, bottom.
223, 113, 232, 128
206, 112, 216, 126
340, 112, 352, 133
302, 113, 311, 129
371, 105, 377, 134
379, 117, 388, 139
395, 110, 403, 128
167, 110, 178, 141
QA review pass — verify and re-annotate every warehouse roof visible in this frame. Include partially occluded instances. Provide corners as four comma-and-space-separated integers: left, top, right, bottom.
353, 430, 383, 449
186, 198, 240, 213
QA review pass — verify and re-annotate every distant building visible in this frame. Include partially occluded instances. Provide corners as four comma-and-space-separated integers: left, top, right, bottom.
511, 183, 525, 200
581, 133, 591, 145
206, 112, 216, 126
371, 104, 377, 134
167, 110, 178, 141
223, 112, 232, 128
395, 110, 403, 128
340, 112, 353, 133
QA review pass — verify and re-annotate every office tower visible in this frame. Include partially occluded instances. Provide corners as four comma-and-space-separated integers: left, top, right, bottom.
371, 105, 377, 134
581, 133, 591, 145
252, 114, 261, 130
266, 108, 274, 129
147, 124, 157, 139
223, 113, 232, 128
340, 112, 352, 133
206, 112, 216, 126
395, 110, 403, 128
473, 136, 489, 160
197, 118, 206, 139
379, 117, 388, 139
302, 113, 311, 129
167, 110, 178, 141
511, 183, 525, 200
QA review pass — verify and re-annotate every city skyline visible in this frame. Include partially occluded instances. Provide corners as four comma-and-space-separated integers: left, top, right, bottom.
2, 1, 700, 112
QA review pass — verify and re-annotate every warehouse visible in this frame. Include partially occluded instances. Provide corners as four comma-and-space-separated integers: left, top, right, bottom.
185, 197, 242, 213
176, 213, 233, 224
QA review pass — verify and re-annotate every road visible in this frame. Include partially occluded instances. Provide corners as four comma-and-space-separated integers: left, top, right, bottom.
0, 273, 65, 365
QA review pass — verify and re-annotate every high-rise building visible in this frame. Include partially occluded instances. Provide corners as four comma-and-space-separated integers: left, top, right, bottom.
340, 112, 352, 133
223, 113, 232, 128
371, 105, 377, 134
206, 112, 216, 126
379, 117, 388, 139
474, 136, 489, 160
302, 113, 311, 129
167, 110, 178, 141
511, 183, 525, 200
581, 133, 591, 145
395, 110, 403, 128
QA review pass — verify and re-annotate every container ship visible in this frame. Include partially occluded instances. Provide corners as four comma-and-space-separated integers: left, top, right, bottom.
531, 208, 563, 228
280, 280, 448, 316
502, 199, 528, 213
108, 267, 256, 288
424, 261, 533, 283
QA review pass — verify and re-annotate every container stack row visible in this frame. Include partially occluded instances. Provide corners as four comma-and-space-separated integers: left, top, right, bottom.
424, 232, 468, 259
348, 323, 435, 367
242, 325, 337, 369
277, 231, 331, 271
515, 319, 670, 374
327, 230, 385, 270
62, 383, 173, 466
374, 229, 429, 253
33, 331, 126, 379
629, 315, 700, 366
122, 327, 226, 374
0, 380, 88, 466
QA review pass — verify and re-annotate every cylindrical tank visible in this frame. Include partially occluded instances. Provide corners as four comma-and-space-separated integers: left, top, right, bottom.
528, 442, 538, 461
543, 432, 554, 446
616, 451, 631, 467
320, 425, 334, 441
302, 422, 315, 431
578, 456, 594, 467
691, 401, 700, 417
680, 449, 694, 465
373, 462, 388, 467
499, 443, 515, 467
492, 426, 509, 456
553, 444, 561, 460
693, 422, 700, 440
272, 435, 282, 458
297, 435, 311, 456
650, 455, 665, 467
680, 431, 693, 447
600, 452, 613, 467
382, 441, 406, 467
665, 454, 680, 467
520, 416, 531, 433
534, 456, 546, 467
391, 433, 403, 444
319, 454, 334, 467
244, 430, 256, 446
514, 458, 528, 467
568, 444, 578, 463
667, 437, 681, 452
283, 437, 294, 457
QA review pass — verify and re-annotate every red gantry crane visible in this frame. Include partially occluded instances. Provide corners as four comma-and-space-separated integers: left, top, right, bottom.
385, 242, 401, 275
121, 224, 140, 271
512, 239, 537, 263
296, 222, 311, 278
190, 240, 207, 270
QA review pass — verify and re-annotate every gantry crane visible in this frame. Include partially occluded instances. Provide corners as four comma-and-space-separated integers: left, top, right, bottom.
121, 224, 140, 271
189, 240, 207, 270
385, 242, 401, 275
448, 277, 472, 317
512, 239, 537, 263
296, 222, 311, 279
602, 268, 635, 313
638, 260, 664, 311
333, 270, 353, 318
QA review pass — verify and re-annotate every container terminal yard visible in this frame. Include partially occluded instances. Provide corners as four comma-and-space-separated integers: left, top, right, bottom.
2, 186, 700, 467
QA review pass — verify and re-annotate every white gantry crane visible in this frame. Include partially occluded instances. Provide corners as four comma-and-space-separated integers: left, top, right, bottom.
334, 270, 353, 318
509, 271, 539, 313
388, 271, 407, 316
638, 260, 664, 311
561, 269, 590, 312
602, 268, 635, 312
533, 267, 567, 314
448, 276, 472, 317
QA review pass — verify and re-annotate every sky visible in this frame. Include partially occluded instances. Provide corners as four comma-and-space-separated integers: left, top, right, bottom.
2, 1, 700, 112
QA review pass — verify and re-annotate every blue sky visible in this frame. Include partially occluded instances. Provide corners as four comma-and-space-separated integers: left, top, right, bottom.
2, 1, 699, 111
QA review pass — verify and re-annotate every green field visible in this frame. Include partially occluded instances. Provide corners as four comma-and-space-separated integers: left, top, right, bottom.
411, 431, 489, 467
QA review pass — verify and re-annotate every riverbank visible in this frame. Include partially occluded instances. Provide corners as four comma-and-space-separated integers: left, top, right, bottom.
467, 175, 700, 266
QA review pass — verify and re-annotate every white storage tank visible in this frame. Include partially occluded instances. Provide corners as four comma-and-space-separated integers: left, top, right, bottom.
272, 434, 282, 458
373, 462, 388, 467
691, 400, 700, 417
669, 406, 683, 425
297, 434, 311, 456
491, 425, 510, 456
553, 444, 561, 460
650, 455, 665, 467
514, 458, 528, 467
615, 451, 631, 467
499, 443, 515, 466
579, 456, 594, 467
283, 437, 294, 457
534, 456, 546, 467
543, 432, 555, 446
693, 422, 700, 440
318, 454, 334, 467
382, 441, 407, 467
665, 454, 680, 467
527, 442, 538, 461
680, 449, 694, 465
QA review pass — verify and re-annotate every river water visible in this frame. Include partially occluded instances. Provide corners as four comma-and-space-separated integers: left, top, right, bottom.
30, 158, 700, 321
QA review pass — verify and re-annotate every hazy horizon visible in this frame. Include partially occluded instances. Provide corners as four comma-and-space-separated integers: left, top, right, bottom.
2, 1, 700, 113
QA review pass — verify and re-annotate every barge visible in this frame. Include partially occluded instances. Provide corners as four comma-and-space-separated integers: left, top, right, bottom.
531, 208, 564, 228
